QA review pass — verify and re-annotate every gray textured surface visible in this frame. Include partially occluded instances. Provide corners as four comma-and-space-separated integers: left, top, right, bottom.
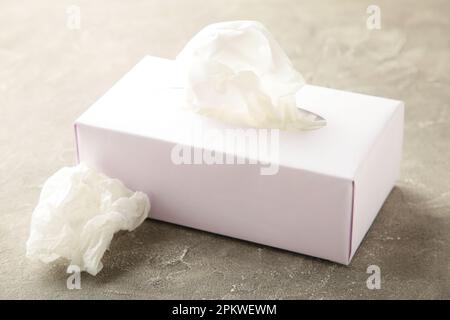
0, 0, 449, 299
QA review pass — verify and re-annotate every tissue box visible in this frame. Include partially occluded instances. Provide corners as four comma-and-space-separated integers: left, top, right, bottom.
75, 56, 404, 265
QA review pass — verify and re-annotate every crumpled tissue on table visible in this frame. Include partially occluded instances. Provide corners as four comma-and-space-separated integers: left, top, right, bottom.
26, 163, 150, 276
175, 20, 326, 130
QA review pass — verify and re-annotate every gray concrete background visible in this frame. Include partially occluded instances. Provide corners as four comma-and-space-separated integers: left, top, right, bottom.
0, 0, 449, 299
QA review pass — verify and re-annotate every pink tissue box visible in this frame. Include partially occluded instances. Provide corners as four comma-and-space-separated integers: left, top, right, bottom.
75, 56, 404, 265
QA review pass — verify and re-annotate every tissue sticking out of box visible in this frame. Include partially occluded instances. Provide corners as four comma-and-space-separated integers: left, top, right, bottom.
26, 163, 150, 276
175, 20, 326, 130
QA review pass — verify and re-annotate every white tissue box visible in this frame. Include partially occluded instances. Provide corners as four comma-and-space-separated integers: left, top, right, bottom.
75, 56, 404, 265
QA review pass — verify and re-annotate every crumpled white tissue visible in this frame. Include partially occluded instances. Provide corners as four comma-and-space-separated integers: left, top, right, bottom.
176, 20, 326, 130
26, 163, 150, 275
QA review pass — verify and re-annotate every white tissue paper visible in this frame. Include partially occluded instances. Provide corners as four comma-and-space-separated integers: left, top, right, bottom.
176, 20, 326, 130
26, 163, 150, 275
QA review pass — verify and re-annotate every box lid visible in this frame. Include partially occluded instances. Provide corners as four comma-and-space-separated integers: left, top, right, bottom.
77, 56, 403, 181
